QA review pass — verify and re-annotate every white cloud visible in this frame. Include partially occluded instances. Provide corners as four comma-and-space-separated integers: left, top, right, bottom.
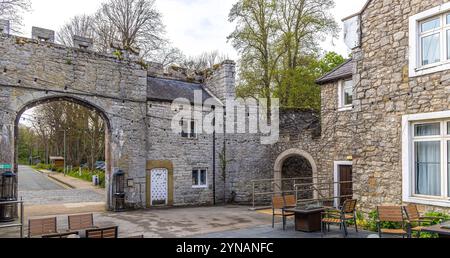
20, 0, 368, 59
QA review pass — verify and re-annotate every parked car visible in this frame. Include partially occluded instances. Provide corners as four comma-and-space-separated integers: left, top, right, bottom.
95, 161, 105, 170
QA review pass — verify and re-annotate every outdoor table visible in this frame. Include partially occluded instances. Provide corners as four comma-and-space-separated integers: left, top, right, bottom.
285, 207, 326, 232
422, 224, 450, 239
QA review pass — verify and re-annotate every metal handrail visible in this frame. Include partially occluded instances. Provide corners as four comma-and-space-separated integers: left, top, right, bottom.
251, 178, 355, 209
0, 198, 24, 238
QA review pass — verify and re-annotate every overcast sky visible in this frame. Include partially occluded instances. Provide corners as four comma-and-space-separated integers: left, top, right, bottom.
20, 0, 368, 59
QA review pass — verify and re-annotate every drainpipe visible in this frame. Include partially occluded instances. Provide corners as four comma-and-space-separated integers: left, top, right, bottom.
212, 106, 216, 206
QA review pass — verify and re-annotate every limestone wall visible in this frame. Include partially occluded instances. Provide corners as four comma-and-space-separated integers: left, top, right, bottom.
353, 0, 450, 212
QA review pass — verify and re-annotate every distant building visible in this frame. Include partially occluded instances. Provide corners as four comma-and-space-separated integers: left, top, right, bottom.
49, 157, 64, 169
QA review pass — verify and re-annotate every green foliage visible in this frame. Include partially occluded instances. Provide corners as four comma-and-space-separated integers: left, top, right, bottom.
113, 50, 123, 60
66, 168, 106, 188
271, 52, 346, 110
33, 163, 54, 171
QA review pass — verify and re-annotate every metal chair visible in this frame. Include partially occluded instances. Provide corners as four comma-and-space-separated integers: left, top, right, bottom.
272, 195, 296, 230
321, 199, 358, 237
404, 204, 446, 238
376, 206, 409, 238
86, 226, 118, 238
28, 217, 58, 238
68, 213, 97, 231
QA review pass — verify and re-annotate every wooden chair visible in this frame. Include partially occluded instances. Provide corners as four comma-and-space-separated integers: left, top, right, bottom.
68, 214, 97, 231
42, 231, 80, 238
86, 226, 118, 238
28, 217, 58, 238
321, 199, 358, 237
377, 206, 409, 238
404, 204, 446, 238
272, 195, 296, 231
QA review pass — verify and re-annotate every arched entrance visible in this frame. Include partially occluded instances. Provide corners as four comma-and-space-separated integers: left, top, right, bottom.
13, 95, 113, 208
274, 149, 318, 199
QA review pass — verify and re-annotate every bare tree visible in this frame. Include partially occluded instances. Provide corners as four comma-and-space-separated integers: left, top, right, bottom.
182, 50, 229, 71
0, 0, 31, 32
99, 0, 166, 57
56, 15, 95, 47
152, 45, 184, 67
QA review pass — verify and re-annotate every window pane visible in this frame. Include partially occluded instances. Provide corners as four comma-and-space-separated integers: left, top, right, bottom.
192, 170, 199, 186
448, 142, 450, 197
415, 141, 441, 196
190, 120, 196, 138
421, 33, 441, 66
448, 122, 450, 135
421, 18, 440, 32
200, 170, 207, 186
414, 123, 440, 137
447, 14, 450, 24
448, 30, 450, 60
342, 80, 353, 106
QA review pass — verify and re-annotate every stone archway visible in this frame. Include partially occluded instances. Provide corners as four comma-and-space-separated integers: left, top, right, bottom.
274, 149, 318, 195
13, 95, 113, 208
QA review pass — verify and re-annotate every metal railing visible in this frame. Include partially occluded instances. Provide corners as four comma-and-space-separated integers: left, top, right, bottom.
0, 198, 24, 238
251, 177, 355, 209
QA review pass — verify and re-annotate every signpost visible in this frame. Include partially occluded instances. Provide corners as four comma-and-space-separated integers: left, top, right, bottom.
0, 164, 12, 170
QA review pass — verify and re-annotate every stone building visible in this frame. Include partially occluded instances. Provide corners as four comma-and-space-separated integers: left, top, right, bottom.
0, 26, 322, 210
317, 0, 450, 213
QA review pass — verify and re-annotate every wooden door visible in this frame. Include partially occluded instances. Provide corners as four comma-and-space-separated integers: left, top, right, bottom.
339, 165, 353, 206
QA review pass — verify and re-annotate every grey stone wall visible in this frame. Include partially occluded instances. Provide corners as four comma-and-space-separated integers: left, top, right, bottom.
0, 35, 148, 210
351, 0, 450, 213
0, 31, 326, 210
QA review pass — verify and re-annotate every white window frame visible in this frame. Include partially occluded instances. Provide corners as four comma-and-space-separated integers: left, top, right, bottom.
402, 111, 450, 207
409, 2, 450, 77
192, 168, 208, 189
338, 79, 353, 111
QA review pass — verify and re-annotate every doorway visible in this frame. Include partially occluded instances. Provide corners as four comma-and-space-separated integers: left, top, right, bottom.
334, 161, 353, 208
150, 168, 168, 206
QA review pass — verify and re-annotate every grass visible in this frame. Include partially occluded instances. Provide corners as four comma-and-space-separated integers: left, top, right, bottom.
33, 163, 106, 188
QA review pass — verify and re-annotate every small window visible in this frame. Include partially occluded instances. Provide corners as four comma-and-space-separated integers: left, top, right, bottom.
414, 123, 441, 137
421, 33, 441, 66
339, 79, 353, 110
192, 169, 207, 188
180, 119, 197, 139
421, 18, 440, 32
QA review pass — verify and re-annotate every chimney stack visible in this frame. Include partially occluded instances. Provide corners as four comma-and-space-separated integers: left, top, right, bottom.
32, 27, 55, 43
73, 35, 93, 50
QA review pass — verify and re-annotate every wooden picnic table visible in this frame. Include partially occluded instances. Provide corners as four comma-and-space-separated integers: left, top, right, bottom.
285, 207, 326, 232
422, 224, 450, 239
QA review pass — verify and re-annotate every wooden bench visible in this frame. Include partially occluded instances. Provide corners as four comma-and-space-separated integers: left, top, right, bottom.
86, 226, 118, 238
28, 217, 58, 238
42, 231, 80, 238
68, 214, 97, 231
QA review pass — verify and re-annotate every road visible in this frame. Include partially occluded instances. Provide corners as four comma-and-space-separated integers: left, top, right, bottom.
18, 165, 65, 191
17, 165, 105, 206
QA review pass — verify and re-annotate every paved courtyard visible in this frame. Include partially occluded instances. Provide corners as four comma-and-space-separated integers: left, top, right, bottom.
0, 205, 377, 238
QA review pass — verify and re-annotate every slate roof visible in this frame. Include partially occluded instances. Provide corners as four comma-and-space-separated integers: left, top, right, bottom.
147, 77, 215, 103
315, 59, 353, 85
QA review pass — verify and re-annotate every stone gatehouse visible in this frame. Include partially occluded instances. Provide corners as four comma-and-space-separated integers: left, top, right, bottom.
0, 26, 323, 210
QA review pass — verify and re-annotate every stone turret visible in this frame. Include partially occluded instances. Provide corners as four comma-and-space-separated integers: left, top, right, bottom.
204, 60, 236, 102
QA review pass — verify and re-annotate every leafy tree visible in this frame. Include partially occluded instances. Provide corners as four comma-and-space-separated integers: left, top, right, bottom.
229, 0, 340, 109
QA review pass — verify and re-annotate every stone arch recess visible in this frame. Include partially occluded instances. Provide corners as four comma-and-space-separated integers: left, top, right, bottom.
274, 148, 318, 196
